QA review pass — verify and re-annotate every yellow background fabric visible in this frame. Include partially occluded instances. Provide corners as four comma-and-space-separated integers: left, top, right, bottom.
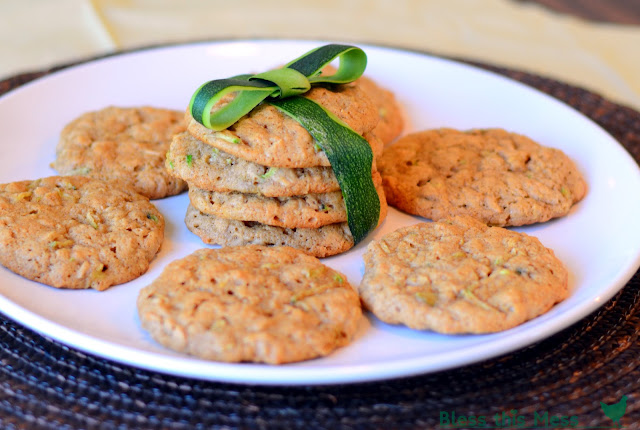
1, 0, 639, 110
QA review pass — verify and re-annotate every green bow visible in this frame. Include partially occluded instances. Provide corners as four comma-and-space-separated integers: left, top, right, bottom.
188, 44, 367, 130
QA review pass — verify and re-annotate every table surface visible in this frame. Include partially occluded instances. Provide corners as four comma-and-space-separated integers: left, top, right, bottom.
524, 0, 640, 24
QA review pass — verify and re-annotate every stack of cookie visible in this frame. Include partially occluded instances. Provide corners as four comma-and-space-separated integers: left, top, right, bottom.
168, 79, 402, 257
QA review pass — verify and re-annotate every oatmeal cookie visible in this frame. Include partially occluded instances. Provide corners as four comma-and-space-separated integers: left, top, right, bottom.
184, 205, 354, 258
0, 176, 164, 290
379, 128, 587, 226
137, 246, 362, 363
167, 131, 339, 197
320, 65, 404, 145
188, 187, 347, 229
187, 85, 380, 168
356, 75, 404, 145
359, 216, 568, 334
53, 106, 187, 199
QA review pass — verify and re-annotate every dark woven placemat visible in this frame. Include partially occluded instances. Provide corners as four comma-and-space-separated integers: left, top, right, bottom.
1, 47, 640, 429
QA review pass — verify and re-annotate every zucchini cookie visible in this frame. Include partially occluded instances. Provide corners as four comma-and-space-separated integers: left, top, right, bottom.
188, 187, 348, 229
359, 216, 568, 334
184, 205, 353, 258
0, 176, 164, 291
379, 128, 587, 226
186, 85, 380, 168
137, 246, 362, 364
53, 106, 187, 199
356, 75, 404, 145
168, 131, 341, 197
321, 65, 404, 145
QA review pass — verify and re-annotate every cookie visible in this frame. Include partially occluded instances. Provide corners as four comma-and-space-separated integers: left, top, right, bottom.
187, 85, 380, 168
356, 75, 404, 145
188, 187, 347, 229
137, 246, 362, 363
320, 65, 404, 145
167, 131, 339, 197
359, 216, 568, 334
170, 130, 383, 196
187, 170, 386, 229
184, 205, 353, 258
379, 128, 587, 226
0, 176, 164, 291
53, 106, 187, 199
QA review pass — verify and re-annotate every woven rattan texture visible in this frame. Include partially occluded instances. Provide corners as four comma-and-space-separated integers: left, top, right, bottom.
1, 50, 639, 429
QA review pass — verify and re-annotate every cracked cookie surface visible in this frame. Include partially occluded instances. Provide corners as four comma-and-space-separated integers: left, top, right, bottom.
53, 106, 187, 199
359, 216, 568, 333
0, 176, 164, 290
379, 128, 587, 226
137, 246, 362, 363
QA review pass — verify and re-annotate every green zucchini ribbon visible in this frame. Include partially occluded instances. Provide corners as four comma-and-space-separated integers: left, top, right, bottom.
189, 44, 367, 130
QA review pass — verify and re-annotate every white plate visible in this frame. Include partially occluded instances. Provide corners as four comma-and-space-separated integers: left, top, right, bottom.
1, 40, 639, 386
